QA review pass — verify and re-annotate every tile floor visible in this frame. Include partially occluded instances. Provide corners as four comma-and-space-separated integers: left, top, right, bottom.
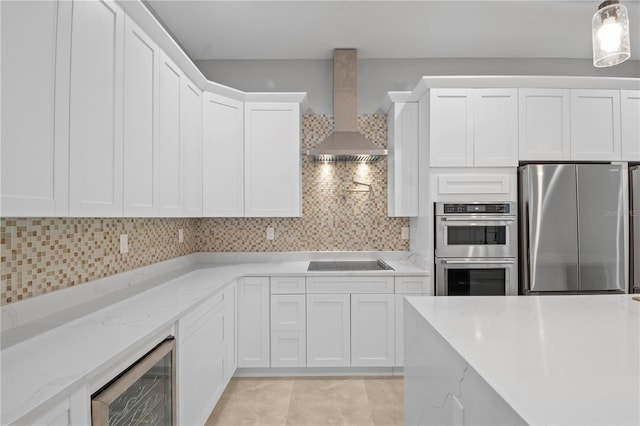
205, 376, 403, 426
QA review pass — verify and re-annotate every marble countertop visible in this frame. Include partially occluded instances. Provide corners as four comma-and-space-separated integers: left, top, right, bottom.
405, 295, 640, 426
1, 256, 427, 425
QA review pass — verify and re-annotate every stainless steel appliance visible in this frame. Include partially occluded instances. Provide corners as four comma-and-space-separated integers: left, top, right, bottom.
519, 164, 627, 295
435, 202, 518, 296
631, 165, 640, 294
92, 338, 175, 425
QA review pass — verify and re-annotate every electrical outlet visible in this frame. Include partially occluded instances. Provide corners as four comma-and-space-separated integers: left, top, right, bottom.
120, 234, 129, 254
178, 229, 184, 243
452, 395, 464, 426
402, 227, 410, 240
266, 227, 275, 240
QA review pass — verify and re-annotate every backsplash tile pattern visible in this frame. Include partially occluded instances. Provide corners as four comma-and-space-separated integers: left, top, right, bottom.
1, 115, 409, 306
1, 218, 198, 304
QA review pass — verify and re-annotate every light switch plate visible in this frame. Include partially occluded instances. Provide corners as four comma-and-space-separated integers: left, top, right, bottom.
401, 227, 410, 240
178, 229, 184, 243
120, 234, 129, 254
266, 227, 275, 240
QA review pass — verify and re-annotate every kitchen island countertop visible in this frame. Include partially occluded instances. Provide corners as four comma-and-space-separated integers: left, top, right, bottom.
404, 295, 640, 425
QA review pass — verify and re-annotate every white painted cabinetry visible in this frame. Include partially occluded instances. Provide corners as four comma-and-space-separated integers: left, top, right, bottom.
472, 89, 518, 167
387, 102, 419, 217
430, 88, 517, 167
621, 90, 640, 161
181, 78, 203, 217
1, 0, 71, 217
158, 53, 183, 216
306, 294, 351, 367
123, 15, 159, 217
202, 93, 245, 217
430, 89, 473, 167
178, 287, 234, 426
518, 89, 571, 161
351, 294, 395, 367
244, 102, 301, 217
570, 89, 621, 161
68, 0, 124, 217
237, 277, 270, 368
394, 276, 431, 367
270, 293, 306, 368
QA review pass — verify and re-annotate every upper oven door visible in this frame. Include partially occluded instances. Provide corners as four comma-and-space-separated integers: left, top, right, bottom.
435, 215, 517, 258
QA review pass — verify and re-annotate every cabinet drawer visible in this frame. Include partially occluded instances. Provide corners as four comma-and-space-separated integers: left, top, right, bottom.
395, 276, 431, 294
270, 276, 306, 294
306, 276, 394, 294
179, 292, 224, 342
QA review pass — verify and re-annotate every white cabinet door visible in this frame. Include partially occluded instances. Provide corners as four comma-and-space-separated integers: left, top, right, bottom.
271, 294, 306, 367
237, 277, 270, 368
351, 294, 395, 367
1, 0, 71, 217
473, 89, 518, 167
244, 102, 301, 217
181, 78, 203, 217
202, 93, 244, 217
388, 102, 419, 217
178, 295, 226, 426
68, 0, 124, 216
621, 90, 640, 161
306, 294, 350, 367
395, 295, 406, 368
430, 89, 473, 167
123, 15, 159, 217
570, 89, 621, 161
158, 53, 183, 216
518, 89, 571, 161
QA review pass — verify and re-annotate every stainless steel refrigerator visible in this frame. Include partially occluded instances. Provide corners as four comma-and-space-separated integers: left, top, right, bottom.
631, 166, 640, 294
519, 164, 627, 294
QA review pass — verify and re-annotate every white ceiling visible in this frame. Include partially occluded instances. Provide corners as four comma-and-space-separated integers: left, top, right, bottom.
145, 0, 640, 61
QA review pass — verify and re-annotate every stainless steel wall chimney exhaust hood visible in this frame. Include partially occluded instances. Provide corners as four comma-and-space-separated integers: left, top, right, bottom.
307, 49, 387, 162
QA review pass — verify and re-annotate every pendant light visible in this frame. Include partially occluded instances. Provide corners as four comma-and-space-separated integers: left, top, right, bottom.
592, 0, 631, 67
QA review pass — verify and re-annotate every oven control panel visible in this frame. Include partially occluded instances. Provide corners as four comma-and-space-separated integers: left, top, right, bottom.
442, 203, 510, 214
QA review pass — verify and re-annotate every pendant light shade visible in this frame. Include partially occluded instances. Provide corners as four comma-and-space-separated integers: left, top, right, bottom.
592, 0, 631, 67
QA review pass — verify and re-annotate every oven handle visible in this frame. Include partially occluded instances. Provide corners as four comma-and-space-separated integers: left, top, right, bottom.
440, 259, 516, 265
440, 217, 516, 222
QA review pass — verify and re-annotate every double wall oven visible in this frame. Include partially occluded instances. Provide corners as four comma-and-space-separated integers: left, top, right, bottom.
435, 202, 518, 296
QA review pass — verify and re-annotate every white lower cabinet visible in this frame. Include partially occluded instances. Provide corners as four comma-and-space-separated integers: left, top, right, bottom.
351, 294, 395, 367
395, 276, 431, 367
270, 294, 306, 367
178, 293, 227, 426
237, 277, 270, 368
306, 294, 351, 367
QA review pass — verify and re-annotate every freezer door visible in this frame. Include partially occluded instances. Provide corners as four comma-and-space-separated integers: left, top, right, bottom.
576, 164, 626, 292
520, 164, 579, 293
631, 166, 639, 292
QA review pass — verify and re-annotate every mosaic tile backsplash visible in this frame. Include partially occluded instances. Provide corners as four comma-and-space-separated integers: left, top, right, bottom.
1, 115, 409, 305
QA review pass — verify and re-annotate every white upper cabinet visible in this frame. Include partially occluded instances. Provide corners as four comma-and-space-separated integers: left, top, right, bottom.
430, 89, 473, 167
387, 102, 419, 217
518, 89, 571, 161
430, 88, 517, 167
1, 0, 71, 217
472, 89, 518, 167
244, 102, 301, 217
621, 90, 640, 161
68, 0, 124, 217
202, 93, 245, 217
123, 15, 159, 217
158, 53, 183, 216
181, 78, 203, 217
570, 89, 621, 161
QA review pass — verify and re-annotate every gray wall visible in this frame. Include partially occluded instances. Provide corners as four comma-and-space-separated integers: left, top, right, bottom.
195, 58, 640, 114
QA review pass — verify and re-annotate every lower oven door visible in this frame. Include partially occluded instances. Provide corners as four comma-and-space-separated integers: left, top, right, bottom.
436, 258, 518, 296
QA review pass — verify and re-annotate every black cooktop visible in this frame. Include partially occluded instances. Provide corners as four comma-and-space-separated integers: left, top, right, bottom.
307, 260, 394, 272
